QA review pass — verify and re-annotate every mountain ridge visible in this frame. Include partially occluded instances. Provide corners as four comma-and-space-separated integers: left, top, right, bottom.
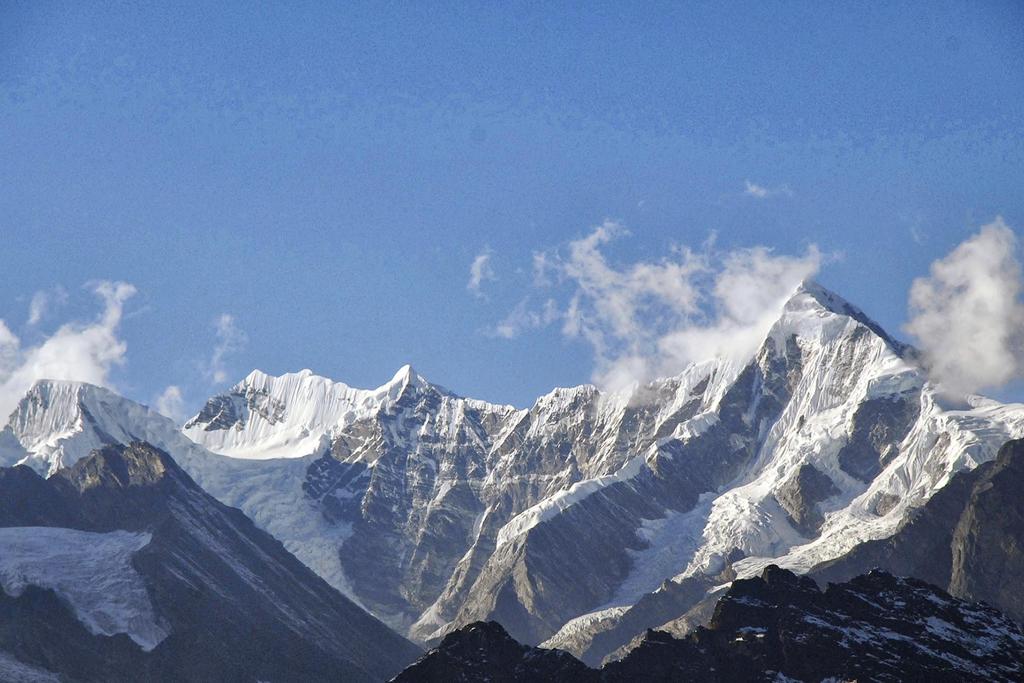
394, 565, 1024, 682
4, 280, 1024, 662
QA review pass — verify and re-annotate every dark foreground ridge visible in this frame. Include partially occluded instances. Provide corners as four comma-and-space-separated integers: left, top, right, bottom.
394, 565, 1024, 682
0, 442, 420, 682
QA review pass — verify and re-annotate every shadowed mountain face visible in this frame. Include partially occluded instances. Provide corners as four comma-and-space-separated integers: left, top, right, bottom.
0, 442, 420, 683
395, 566, 1024, 683
810, 437, 1024, 625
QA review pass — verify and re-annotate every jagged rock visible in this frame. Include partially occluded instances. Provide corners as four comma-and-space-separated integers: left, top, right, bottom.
836, 392, 920, 482
950, 438, 1024, 621
774, 463, 839, 537
393, 621, 591, 682
398, 567, 1024, 682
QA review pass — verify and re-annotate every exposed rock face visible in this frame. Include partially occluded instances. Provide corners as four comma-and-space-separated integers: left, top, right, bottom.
812, 437, 1024, 625
609, 567, 1024, 682
393, 621, 591, 683
836, 392, 920, 482
949, 438, 1024, 620
774, 463, 839, 536
0, 442, 420, 682
397, 567, 1024, 682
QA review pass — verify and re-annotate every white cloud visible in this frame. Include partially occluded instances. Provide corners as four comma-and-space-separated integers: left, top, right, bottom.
744, 180, 793, 199
651, 246, 823, 386
744, 180, 770, 198
500, 222, 822, 392
909, 224, 926, 245
557, 221, 708, 363
26, 286, 68, 326
905, 217, 1024, 395
207, 313, 247, 384
0, 321, 20, 377
467, 248, 496, 297
154, 385, 186, 423
492, 298, 560, 339
0, 281, 137, 420
532, 251, 554, 287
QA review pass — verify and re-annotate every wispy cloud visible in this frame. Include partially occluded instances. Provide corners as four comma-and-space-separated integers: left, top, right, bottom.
905, 217, 1024, 394
744, 179, 793, 199
0, 281, 136, 419
491, 298, 560, 339
467, 248, 496, 298
909, 224, 926, 245
206, 313, 247, 384
27, 286, 68, 326
154, 385, 186, 423
494, 221, 822, 391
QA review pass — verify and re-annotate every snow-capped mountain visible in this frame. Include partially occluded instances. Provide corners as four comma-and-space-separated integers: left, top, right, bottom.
180, 281, 1024, 648
4, 280, 1024, 662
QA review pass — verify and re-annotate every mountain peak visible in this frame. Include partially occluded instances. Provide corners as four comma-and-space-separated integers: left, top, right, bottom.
58, 441, 181, 494
788, 279, 858, 314
5, 380, 197, 477
387, 363, 423, 388
781, 279, 908, 355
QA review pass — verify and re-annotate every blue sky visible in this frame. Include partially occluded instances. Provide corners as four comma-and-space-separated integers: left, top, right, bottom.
1, 1, 1023, 414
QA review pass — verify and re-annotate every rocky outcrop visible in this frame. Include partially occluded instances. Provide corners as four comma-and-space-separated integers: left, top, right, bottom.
774, 463, 839, 536
397, 567, 1024, 682
950, 438, 1024, 621
609, 566, 1024, 682
393, 621, 591, 683
836, 388, 920, 483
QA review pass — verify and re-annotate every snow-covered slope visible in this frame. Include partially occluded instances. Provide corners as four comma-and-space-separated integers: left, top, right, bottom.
0, 527, 165, 650
0, 381, 370, 607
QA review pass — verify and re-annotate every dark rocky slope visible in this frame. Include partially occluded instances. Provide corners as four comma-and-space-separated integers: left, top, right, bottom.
395, 566, 1024, 682
812, 437, 1024, 623
0, 442, 420, 682
393, 621, 591, 683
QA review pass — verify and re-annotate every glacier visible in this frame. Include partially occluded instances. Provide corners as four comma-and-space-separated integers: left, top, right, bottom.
0, 527, 167, 650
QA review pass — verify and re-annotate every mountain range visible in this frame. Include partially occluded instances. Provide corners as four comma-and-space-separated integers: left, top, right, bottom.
1, 280, 1023, 680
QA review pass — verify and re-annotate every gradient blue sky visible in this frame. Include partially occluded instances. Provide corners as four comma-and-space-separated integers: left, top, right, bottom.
2, 1, 1023, 412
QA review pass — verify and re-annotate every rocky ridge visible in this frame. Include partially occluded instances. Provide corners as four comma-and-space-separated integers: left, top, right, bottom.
395, 565, 1024, 682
